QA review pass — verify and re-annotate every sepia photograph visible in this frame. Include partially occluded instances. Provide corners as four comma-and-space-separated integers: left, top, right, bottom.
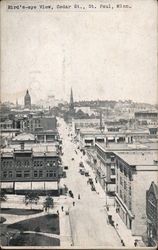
0, 0, 158, 248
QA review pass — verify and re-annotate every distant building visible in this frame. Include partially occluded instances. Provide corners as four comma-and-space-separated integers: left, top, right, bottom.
135, 111, 158, 125
146, 181, 158, 246
24, 89, 31, 109
0, 119, 13, 130
17, 115, 57, 133
79, 129, 106, 148
72, 118, 101, 134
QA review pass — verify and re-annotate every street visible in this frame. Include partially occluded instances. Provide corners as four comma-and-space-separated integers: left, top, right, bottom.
58, 118, 121, 247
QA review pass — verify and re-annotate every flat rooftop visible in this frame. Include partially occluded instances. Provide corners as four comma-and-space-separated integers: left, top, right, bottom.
115, 151, 158, 166
1, 143, 58, 155
96, 141, 158, 151
12, 133, 35, 141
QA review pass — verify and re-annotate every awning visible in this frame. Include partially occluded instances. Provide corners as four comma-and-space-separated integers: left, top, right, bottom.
45, 182, 58, 190
15, 182, 31, 190
107, 184, 116, 192
107, 136, 114, 140
32, 182, 44, 190
1, 182, 13, 189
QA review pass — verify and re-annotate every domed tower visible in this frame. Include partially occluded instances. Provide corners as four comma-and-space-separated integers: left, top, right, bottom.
24, 89, 31, 109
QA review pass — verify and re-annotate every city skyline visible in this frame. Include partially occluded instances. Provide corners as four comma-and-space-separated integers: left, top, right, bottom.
1, 0, 157, 105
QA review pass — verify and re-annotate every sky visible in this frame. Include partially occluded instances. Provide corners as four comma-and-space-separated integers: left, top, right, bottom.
1, 0, 157, 105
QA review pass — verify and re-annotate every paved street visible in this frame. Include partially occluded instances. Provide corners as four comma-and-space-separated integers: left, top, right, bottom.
58, 118, 121, 247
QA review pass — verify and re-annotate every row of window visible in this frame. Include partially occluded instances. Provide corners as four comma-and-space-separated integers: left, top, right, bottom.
117, 163, 133, 181
120, 190, 132, 210
2, 160, 57, 168
3, 170, 57, 178
119, 177, 132, 194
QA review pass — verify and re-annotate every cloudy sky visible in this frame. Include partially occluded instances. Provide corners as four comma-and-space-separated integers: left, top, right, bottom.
1, 0, 157, 105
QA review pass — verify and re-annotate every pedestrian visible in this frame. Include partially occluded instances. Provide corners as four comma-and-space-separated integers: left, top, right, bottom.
134, 240, 137, 247
78, 194, 80, 199
122, 241, 125, 246
61, 206, 64, 211
73, 201, 75, 206
57, 210, 59, 215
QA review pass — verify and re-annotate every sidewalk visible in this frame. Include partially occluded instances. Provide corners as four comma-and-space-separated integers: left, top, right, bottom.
85, 157, 145, 248
59, 204, 72, 247
105, 206, 144, 247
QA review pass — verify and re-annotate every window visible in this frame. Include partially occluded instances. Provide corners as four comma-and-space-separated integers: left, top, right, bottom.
124, 169, 127, 177
124, 181, 127, 190
40, 161, 43, 166
46, 171, 49, 177
124, 194, 127, 204
16, 171, 22, 177
17, 161, 21, 167
49, 171, 54, 177
34, 161, 37, 167
39, 170, 43, 177
120, 176, 123, 186
129, 201, 132, 210
129, 172, 133, 181
26, 161, 29, 167
24, 171, 30, 178
120, 190, 123, 199
46, 171, 56, 178
34, 171, 38, 177
8, 171, 12, 178
3, 171, 7, 178
111, 169, 115, 175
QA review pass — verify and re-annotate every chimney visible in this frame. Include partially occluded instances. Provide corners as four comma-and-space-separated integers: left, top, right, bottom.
20, 142, 24, 151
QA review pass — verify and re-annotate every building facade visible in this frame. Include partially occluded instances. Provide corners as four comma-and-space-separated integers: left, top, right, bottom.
1, 143, 62, 195
115, 151, 158, 236
146, 181, 158, 245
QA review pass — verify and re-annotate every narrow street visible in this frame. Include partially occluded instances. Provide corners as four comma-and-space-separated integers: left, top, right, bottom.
58, 118, 121, 247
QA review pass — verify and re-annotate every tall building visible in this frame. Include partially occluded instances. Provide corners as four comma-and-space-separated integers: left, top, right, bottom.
146, 181, 158, 246
24, 89, 31, 109
69, 87, 74, 111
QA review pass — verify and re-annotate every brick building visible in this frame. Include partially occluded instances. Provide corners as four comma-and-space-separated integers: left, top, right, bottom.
1, 143, 62, 195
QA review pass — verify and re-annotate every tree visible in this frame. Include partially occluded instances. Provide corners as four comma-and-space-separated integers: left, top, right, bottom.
43, 196, 54, 213
24, 192, 40, 208
0, 190, 7, 202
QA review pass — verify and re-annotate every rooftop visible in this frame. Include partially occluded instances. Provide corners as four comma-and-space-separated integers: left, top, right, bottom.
96, 139, 158, 152
12, 133, 35, 141
1, 143, 58, 155
115, 151, 158, 166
